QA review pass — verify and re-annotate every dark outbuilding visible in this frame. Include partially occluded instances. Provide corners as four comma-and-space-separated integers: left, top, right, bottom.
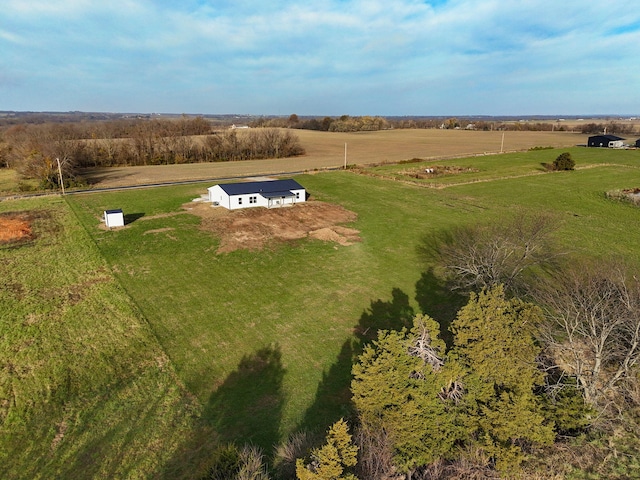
588, 135, 625, 148
635, 138, 640, 148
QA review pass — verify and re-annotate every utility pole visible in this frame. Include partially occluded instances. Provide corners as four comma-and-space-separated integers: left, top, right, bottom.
500, 132, 505, 153
56, 157, 65, 195
344, 143, 347, 169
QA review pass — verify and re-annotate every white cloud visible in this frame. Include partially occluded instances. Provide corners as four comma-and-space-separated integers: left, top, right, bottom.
1, 0, 639, 114
0, 29, 25, 44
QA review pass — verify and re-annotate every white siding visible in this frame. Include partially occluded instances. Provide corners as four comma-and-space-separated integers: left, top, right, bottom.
208, 184, 306, 210
104, 211, 124, 228
208, 185, 231, 208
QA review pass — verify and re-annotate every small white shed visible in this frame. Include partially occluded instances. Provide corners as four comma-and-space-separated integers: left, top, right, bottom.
104, 209, 125, 228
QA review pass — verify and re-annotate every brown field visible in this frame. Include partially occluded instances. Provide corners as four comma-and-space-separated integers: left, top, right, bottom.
81, 129, 589, 188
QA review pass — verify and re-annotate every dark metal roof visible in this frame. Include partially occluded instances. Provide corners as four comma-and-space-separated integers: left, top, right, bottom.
214, 179, 304, 196
588, 134, 625, 141
262, 190, 297, 199
104, 209, 123, 214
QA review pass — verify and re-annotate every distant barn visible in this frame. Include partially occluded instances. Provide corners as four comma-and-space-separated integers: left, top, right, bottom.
587, 135, 625, 148
208, 179, 306, 210
636, 138, 640, 148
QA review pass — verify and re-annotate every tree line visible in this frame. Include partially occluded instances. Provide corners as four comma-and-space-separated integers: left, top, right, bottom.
252, 114, 640, 134
0, 117, 305, 189
579, 121, 638, 135
251, 114, 392, 132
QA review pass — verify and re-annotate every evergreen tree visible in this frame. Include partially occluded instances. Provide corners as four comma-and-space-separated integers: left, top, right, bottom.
451, 286, 554, 474
351, 315, 465, 477
553, 152, 575, 170
296, 418, 358, 480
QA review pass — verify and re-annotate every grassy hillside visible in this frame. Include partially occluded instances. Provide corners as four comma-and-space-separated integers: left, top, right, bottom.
67, 149, 640, 440
0, 196, 201, 479
1, 146, 639, 478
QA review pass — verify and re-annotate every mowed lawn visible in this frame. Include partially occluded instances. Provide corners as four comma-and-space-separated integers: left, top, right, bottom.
66, 148, 640, 450
2, 146, 639, 478
364, 146, 640, 187
66, 177, 436, 451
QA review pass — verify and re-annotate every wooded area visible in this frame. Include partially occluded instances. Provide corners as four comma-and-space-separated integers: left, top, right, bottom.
0, 117, 305, 188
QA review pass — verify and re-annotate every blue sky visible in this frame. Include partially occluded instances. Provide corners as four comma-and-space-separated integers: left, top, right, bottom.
1, 1, 639, 116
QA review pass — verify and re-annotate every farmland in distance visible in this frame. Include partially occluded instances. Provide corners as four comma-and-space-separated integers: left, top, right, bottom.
80, 128, 590, 189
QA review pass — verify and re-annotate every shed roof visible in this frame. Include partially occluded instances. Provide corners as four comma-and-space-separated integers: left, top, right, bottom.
211, 179, 304, 196
589, 134, 625, 141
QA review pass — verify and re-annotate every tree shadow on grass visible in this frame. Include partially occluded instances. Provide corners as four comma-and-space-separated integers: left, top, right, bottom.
296, 288, 415, 434
415, 230, 468, 347
356, 287, 416, 343
415, 268, 467, 348
161, 344, 285, 479
203, 344, 285, 450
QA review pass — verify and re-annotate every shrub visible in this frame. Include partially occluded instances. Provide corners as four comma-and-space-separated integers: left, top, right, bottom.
274, 431, 316, 479
529, 146, 554, 151
202, 443, 240, 480
295, 419, 358, 480
201, 444, 270, 480
553, 152, 575, 171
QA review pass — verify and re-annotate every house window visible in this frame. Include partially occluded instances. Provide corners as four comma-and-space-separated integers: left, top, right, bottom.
249, 196, 257, 204
295, 192, 300, 199
238, 197, 243, 205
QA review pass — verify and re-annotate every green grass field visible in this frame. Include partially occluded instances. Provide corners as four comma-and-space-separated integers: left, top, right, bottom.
0, 196, 201, 479
2, 147, 640, 478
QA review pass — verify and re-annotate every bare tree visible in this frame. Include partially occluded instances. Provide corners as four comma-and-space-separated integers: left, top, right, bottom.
425, 211, 561, 294
535, 258, 640, 407
353, 423, 396, 480
5, 123, 81, 188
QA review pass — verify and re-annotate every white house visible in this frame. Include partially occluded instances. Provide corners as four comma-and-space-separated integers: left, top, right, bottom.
104, 209, 125, 228
208, 179, 306, 210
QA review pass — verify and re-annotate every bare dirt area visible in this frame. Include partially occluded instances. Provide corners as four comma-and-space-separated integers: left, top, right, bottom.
622, 188, 640, 205
183, 200, 360, 253
399, 165, 479, 179
0, 212, 34, 245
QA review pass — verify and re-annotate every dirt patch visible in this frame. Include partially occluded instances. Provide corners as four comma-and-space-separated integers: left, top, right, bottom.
184, 200, 360, 253
606, 188, 640, 207
0, 212, 34, 245
399, 165, 479, 180
622, 188, 640, 206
